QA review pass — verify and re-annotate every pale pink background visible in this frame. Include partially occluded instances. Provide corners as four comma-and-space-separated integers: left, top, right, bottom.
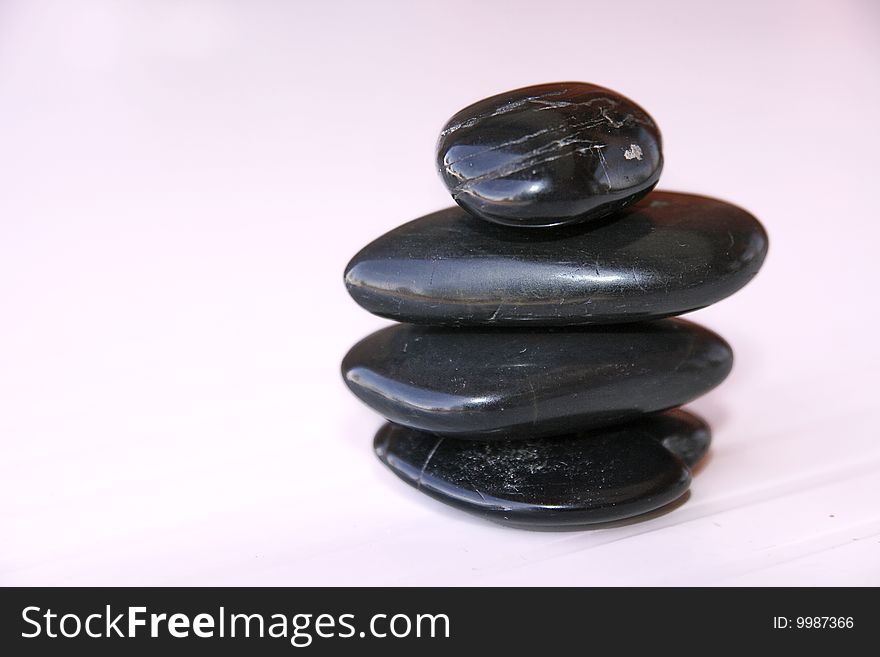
2, 0, 878, 585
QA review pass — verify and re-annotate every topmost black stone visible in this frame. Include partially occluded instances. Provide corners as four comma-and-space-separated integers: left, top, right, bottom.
436, 82, 663, 228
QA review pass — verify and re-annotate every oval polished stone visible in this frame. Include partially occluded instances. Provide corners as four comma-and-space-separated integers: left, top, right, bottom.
374, 415, 697, 529
344, 191, 768, 326
436, 82, 663, 227
342, 320, 732, 439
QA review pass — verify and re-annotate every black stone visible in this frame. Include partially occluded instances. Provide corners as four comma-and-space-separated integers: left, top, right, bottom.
436, 82, 663, 227
344, 191, 768, 326
342, 320, 731, 438
374, 410, 703, 529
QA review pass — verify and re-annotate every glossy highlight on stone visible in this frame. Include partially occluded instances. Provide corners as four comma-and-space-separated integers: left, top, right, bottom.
342, 320, 732, 439
436, 82, 663, 227
646, 408, 711, 468
344, 191, 768, 326
374, 411, 702, 528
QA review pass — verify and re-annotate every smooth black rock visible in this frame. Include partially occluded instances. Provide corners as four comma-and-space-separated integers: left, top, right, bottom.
342, 320, 732, 439
344, 192, 768, 326
374, 412, 700, 529
436, 82, 663, 227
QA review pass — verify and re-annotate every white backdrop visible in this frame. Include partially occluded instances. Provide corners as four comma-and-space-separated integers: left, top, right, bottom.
1, 0, 879, 585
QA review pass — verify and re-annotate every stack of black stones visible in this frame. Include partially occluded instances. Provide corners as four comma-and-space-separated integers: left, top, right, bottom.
342, 82, 768, 530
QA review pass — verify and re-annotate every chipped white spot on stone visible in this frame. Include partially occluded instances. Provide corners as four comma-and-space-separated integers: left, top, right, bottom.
624, 143, 643, 160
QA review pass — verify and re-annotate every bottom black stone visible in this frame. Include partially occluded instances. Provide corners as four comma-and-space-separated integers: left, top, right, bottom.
374, 409, 710, 530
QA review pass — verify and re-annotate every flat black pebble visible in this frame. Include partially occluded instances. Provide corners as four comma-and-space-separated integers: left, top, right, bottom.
436, 81, 663, 227
342, 319, 731, 438
374, 411, 701, 529
344, 191, 768, 326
